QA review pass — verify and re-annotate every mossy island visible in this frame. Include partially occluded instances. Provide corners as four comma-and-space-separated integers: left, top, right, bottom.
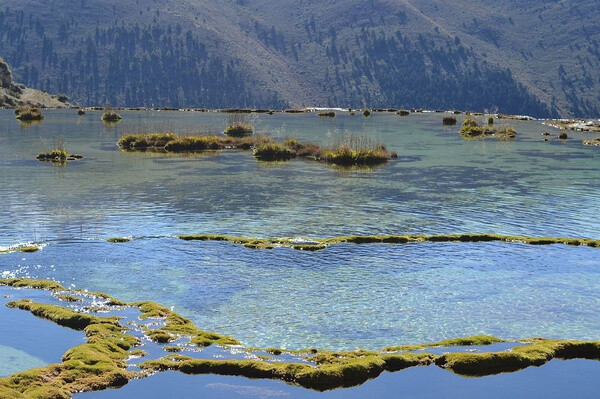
460, 118, 516, 140
175, 232, 600, 252
317, 111, 335, 118
223, 123, 253, 137
223, 114, 254, 137
583, 138, 600, 147
15, 106, 44, 122
443, 116, 457, 125
396, 110, 410, 116
36, 149, 83, 164
118, 133, 397, 167
101, 110, 122, 122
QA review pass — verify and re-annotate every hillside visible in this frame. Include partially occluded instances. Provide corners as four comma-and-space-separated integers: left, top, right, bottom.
0, 56, 67, 107
0, 0, 598, 117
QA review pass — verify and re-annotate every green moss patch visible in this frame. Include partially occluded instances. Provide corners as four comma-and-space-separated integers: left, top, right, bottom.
436, 339, 600, 376
132, 301, 240, 347
106, 237, 132, 243
0, 245, 42, 255
0, 299, 139, 398
0, 278, 64, 291
176, 233, 600, 252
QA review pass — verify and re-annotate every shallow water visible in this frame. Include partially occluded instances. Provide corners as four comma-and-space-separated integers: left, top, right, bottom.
76, 360, 600, 399
1, 110, 599, 244
1, 109, 599, 351
0, 286, 85, 376
2, 239, 599, 350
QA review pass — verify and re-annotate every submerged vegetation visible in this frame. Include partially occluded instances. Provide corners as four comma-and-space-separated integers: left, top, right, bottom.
118, 132, 396, 167
15, 106, 44, 121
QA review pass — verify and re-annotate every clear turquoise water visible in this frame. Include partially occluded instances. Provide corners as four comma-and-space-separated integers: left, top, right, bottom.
1, 109, 599, 350
0, 286, 85, 376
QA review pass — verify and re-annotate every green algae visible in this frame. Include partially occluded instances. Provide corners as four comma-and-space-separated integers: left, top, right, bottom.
176, 233, 600, 252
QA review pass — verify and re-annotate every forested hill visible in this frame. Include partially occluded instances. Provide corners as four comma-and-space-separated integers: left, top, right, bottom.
0, 0, 598, 118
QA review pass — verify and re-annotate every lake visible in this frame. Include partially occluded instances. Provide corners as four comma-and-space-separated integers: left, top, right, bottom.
1, 109, 599, 351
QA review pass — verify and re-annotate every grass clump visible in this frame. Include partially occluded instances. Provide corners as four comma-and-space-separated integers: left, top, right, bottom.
443, 116, 457, 125
321, 146, 390, 166
583, 138, 600, 146
78, 109, 86, 116
495, 127, 517, 140
254, 142, 297, 161
15, 106, 44, 121
224, 123, 254, 137
460, 118, 487, 137
363, 109, 371, 117
460, 118, 515, 140
396, 110, 410, 116
224, 113, 254, 137
118, 132, 177, 150
101, 110, 122, 122
487, 116, 494, 124
317, 111, 336, 118
36, 148, 67, 162
119, 133, 396, 167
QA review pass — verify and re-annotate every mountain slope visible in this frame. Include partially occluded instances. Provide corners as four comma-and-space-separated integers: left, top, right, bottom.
0, 56, 66, 107
0, 0, 598, 117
